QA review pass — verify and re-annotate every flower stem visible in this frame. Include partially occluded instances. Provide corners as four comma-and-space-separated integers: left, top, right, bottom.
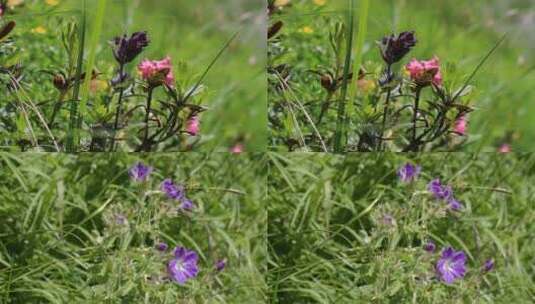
380, 64, 392, 150
141, 87, 154, 151
411, 87, 422, 145
110, 63, 125, 151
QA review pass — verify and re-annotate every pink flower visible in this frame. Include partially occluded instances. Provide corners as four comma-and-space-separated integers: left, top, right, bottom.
138, 56, 174, 87
230, 143, 244, 154
186, 116, 200, 136
406, 56, 443, 87
454, 116, 467, 135
499, 144, 511, 153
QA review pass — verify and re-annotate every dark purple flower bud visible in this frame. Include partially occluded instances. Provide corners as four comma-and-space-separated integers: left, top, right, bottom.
483, 259, 494, 272
160, 179, 184, 200
448, 198, 462, 211
424, 241, 436, 253
167, 247, 199, 284
378, 31, 417, 65
111, 31, 150, 65
215, 259, 227, 272
397, 163, 421, 182
115, 214, 127, 225
436, 247, 467, 284
156, 242, 168, 252
427, 179, 453, 200
180, 198, 195, 211
382, 214, 395, 226
129, 162, 152, 182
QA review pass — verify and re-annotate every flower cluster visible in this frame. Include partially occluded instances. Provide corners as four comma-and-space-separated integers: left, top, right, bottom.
161, 178, 195, 210
396, 163, 495, 285
126, 162, 227, 285
138, 56, 175, 88
427, 179, 462, 211
405, 56, 443, 87
378, 31, 417, 65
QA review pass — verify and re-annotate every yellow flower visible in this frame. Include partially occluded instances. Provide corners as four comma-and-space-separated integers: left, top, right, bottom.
31, 26, 47, 34
274, 0, 290, 6
45, 0, 60, 6
299, 26, 314, 34
314, 0, 326, 6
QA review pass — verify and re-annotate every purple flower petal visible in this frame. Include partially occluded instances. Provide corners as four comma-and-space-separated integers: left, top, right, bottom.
436, 247, 467, 284
397, 163, 421, 182
129, 162, 152, 182
168, 247, 200, 285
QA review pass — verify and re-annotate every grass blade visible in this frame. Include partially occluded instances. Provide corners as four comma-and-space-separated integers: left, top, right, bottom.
66, 2, 87, 152
78, 0, 108, 149
334, 0, 369, 152
333, 0, 355, 153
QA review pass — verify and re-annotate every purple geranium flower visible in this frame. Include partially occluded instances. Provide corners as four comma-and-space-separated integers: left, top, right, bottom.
483, 259, 494, 272
167, 247, 199, 285
436, 247, 467, 284
161, 179, 184, 200
424, 241, 436, 253
397, 163, 421, 182
129, 162, 152, 182
427, 179, 453, 200
215, 259, 227, 272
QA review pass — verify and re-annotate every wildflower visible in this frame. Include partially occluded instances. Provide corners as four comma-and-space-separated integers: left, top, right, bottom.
128, 162, 152, 182
156, 242, 169, 252
378, 31, 417, 65
215, 259, 227, 272
230, 143, 244, 154
483, 259, 494, 272
31, 26, 47, 34
112, 31, 149, 65
167, 247, 199, 285
448, 198, 462, 211
160, 179, 184, 200
180, 198, 195, 211
382, 214, 395, 226
427, 179, 452, 200
424, 241, 436, 253
436, 247, 467, 284
499, 144, 511, 153
454, 116, 467, 135
406, 56, 443, 87
138, 56, 174, 87
397, 163, 421, 182
299, 26, 314, 34
115, 214, 128, 225
186, 116, 200, 136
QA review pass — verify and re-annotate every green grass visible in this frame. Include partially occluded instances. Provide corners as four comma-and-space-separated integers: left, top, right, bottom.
0, 0, 266, 151
268, 152, 535, 303
268, 0, 535, 152
0, 153, 266, 303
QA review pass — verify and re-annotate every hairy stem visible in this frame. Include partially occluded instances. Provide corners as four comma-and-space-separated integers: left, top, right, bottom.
380, 64, 392, 150
141, 87, 154, 151
411, 87, 421, 144
110, 63, 125, 151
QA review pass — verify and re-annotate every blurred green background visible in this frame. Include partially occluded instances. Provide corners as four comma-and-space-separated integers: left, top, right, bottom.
269, 0, 535, 151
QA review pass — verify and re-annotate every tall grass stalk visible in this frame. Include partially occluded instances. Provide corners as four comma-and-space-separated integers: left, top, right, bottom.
334, 0, 369, 152
78, 0, 107, 148
66, 1, 87, 152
